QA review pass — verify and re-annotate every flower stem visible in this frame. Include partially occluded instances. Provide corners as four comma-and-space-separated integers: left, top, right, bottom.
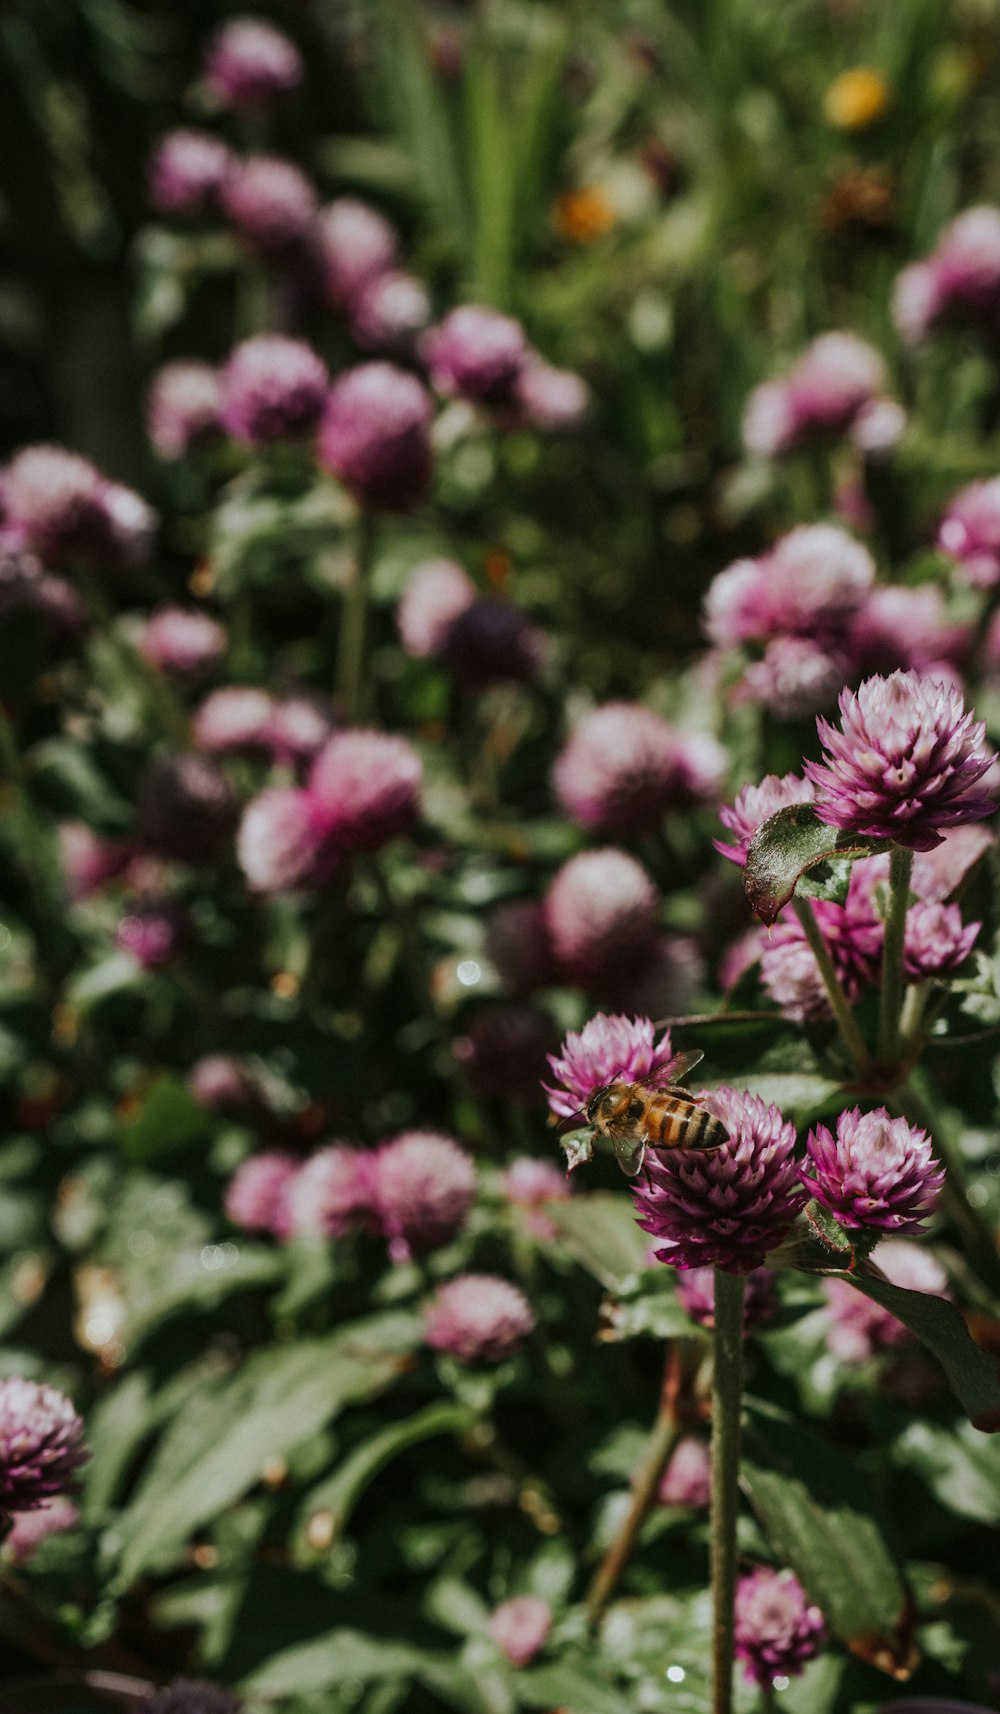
711, 1268, 745, 1714
877, 844, 913, 1069
337, 510, 377, 723
792, 896, 870, 1077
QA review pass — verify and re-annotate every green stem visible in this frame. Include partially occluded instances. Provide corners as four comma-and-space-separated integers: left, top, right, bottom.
711, 1269, 745, 1714
877, 844, 913, 1068
792, 896, 870, 1077
337, 511, 376, 723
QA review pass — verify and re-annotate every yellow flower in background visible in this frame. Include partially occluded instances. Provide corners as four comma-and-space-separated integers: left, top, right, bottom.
824, 66, 891, 131
552, 185, 617, 244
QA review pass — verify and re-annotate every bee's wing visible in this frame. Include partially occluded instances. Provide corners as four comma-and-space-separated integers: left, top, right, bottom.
611, 1133, 648, 1178
654, 1048, 704, 1087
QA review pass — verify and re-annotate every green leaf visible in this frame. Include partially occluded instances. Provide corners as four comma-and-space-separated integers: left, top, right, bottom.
240, 1628, 474, 1707
515, 1662, 636, 1714
598, 1269, 708, 1344
543, 1193, 649, 1290
744, 805, 887, 927
119, 1074, 212, 1164
849, 1268, 1000, 1432
894, 1419, 1000, 1523
83, 1370, 153, 1519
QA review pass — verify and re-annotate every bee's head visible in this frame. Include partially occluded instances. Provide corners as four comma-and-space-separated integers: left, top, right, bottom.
586, 1083, 614, 1123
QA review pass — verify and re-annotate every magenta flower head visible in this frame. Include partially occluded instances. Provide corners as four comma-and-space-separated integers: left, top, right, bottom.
221, 155, 318, 256
318, 362, 434, 512
424, 305, 528, 405
147, 361, 221, 460
502, 1158, 570, 1242
759, 887, 882, 1023
553, 702, 700, 834
849, 584, 971, 681
236, 786, 331, 894
220, 336, 328, 448
1, 444, 154, 569
805, 670, 997, 851
59, 823, 134, 902
453, 1002, 555, 1104
544, 850, 659, 990
440, 598, 544, 689
288, 1145, 377, 1240
397, 557, 476, 658
116, 901, 186, 969
739, 636, 847, 721
487, 1596, 552, 1667
715, 773, 815, 866
734, 1567, 826, 1688
675, 1264, 779, 1331
309, 729, 422, 851
634, 1088, 805, 1273
804, 1107, 945, 1233
424, 1274, 534, 1364
938, 477, 1000, 588
514, 358, 589, 431
146, 1683, 241, 1714
266, 693, 337, 766
139, 754, 236, 865
188, 1055, 256, 1114
203, 17, 302, 111
787, 331, 885, 434
225, 1152, 297, 1239
139, 607, 226, 679
0, 1378, 88, 1513
824, 1238, 949, 1362
544, 1013, 677, 1122
658, 1435, 711, 1508
375, 1130, 476, 1259
5, 1495, 79, 1565
704, 524, 873, 650
148, 130, 235, 216
486, 898, 556, 995
318, 198, 399, 314
351, 270, 431, 354
194, 686, 274, 754
903, 900, 980, 979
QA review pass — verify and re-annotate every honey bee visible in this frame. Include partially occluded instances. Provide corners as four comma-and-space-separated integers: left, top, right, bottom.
556, 1049, 728, 1178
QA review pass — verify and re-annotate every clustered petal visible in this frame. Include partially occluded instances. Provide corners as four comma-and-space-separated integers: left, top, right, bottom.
424, 1274, 535, 1364
225, 1153, 298, 1238
544, 1013, 677, 1121
0, 1378, 88, 1513
715, 773, 815, 866
554, 701, 723, 834
374, 1131, 477, 1259
675, 1264, 780, 1331
487, 1596, 552, 1666
804, 1106, 945, 1232
733, 1567, 826, 1688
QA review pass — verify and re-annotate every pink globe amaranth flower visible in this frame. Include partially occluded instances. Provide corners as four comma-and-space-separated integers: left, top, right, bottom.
903, 900, 980, 979
487, 1596, 552, 1666
892, 260, 943, 344
318, 199, 399, 314
266, 693, 337, 766
237, 787, 331, 894
139, 755, 236, 864
1, 444, 153, 568
397, 557, 476, 658
705, 525, 874, 649
821, 1236, 949, 1363
5, 1494, 79, 1564
220, 336, 328, 448
424, 1274, 534, 1363
786, 331, 885, 435
658, 1435, 711, 1507
734, 1567, 826, 1688
139, 607, 226, 679
440, 598, 544, 689
225, 1152, 298, 1238
634, 1087, 806, 1273
221, 156, 318, 256
318, 363, 434, 513
544, 1013, 677, 1121
805, 671, 998, 852
544, 848, 659, 989
101, 481, 158, 568
514, 359, 589, 431
848, 585, 971, 681
453, 1002, 555, 1104
309, 729, 422, 852
553, 701, 702, 834
424, 305, 528, 405
908, 824, 994, 902
739, 636, 847, 720
188, 1055, 256, 1114
203, 17, 303, 110
851, 396, 907, 456
194, 686, 274, 753
148, 130, 235, 216
502, 1157, 570, 1211
116, 901, 186, 968
147, 361, 222, 459
715, 773, 815, 866
804, 1106, 945, 1233
375, 1130, 476, 1258
486, 898, 556, 995
0, 1378, 88, 1513
934, 205, 1000, 316
288, 1144, 377, 1239
59, 823, 135, 901
742, 379, 798, 458
146, 1684, 241, 1714
759, 874, 882, 1023
675, 1264, 780, 1331
938, 477, 1000, 588
351, 270, 431, 354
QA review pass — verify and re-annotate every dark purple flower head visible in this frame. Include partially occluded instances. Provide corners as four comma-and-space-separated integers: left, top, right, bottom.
139, 607, 226, 679
453, 1002, 555, 1104
309, 729, 422, 851
440, 597, 544, 689
375, 1131, 476, 1259
715, 773, 815, 866
318, 199, 398, 314
0, 547, 87, 647
148, 130, 235, 216
146, 1682, 241, 1714
1, 445, 155, 569
194, 687, 274, 754
544, 849, 659, 989
487, 1596, 552, 1666
5, 1495, 79, 1564
203, 18, 302, 111
554, 702, 702, 834
225, 1152, 297, 1239
236, 786, 331, 894
544, 1013, 677, 1121
188, 1055, 256, 1114
514, 359, 589, 431
147, 362, 222, 459
903, 900, 980, 979
424, 1274, 534, 1363
139, 754, 236, 865
116, 901, 186, 968
739, 635, 847, 720
806, 670, 997, 851
635, 1087, 806, 1273
734, 1567, 826, 1688
674, 1264, 780, 1331
486, 898, 556, 994
318, 362, 434, 512
424, 305, 528, 405
350, 270, 430, 354
804, 1106, 945, 1232
938, 477, 1000, 588
288, 1145, 377, 1240
0, 1378, 88, 1513
658, 1435, 711, 1507
397, 558, 476, 658
221, 156, 318, 256
266, 693, 337, 766
220, 336, 328, 447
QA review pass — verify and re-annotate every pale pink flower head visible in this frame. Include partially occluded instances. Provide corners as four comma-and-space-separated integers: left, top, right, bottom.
544, 1013, 677, 1122
715, 773, 815, 866
194, 687, 274, 754
318, 362, 434, 512
139, 607, 226, 679
759, 876, 882, 1023
397, 557, 476, 658
742, 380, 797, 459
934, 205, 1000, 316
221, 156, 318, 256
553, 702, 695, 834
635, 1087, 805, 1273
220, 336, 328, 447
938, 477, 1000, 588
903, 899, 979, 979
544, 849, 659, 989
787, 331, 885, 434
309, 729, 422, 851
675, 1264, 779, 1331
658, 1436, 711, 1507
424, 305, 528, 405
139, 754, 236, 865
514, 359, 589, 431
350, 270, 430, 354
288, 1144, 377, 1239
849, 584, 970, 680
375, 1130, 476, 1259
5, 1495, 79, 1564
486, 898, 556, 995
266, 693, 337, 766
703, 556, 767, 649
892, 260, 943, 344
60, 823, 134, 901
424, 1274, 535, 1363
0, 1379, 88, 1512
739, 635, 847, 720
502, 1157, 570, 1241
147, 362, 222, 459
236, 787, 331, 894
440, 598, 545, 690
734, 1567, 826, 1688
453, 1002, 555, 1104
188, 1055, 256, 1114
148, 129, 235, 216
203, 17, 303, 111
116, 901, 186, 968
318, 199, 398, 314
759, 525, 875, 639
1, 445, 116, 566
804, 1106, 945, 1233
806, 670, 997, 851
225, 1152, 297, 1238
487, 1596, 552, 1666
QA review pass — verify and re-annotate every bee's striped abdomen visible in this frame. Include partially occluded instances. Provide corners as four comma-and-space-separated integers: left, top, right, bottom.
644, 1093, 727, 1151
